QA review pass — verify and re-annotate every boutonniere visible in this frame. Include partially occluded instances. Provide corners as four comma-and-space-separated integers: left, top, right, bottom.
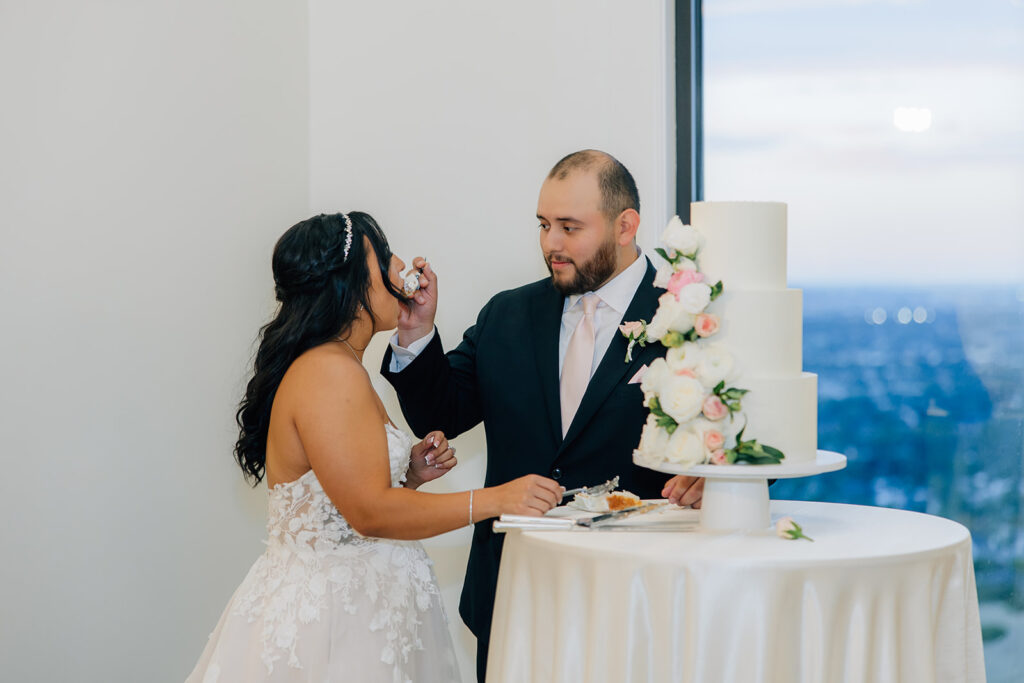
618, 321, 649, 363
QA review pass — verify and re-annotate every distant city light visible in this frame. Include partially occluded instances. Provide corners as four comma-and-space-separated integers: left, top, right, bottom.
913, 306, 928, 323
893, 106, 932, 133
897, 307, 913, 324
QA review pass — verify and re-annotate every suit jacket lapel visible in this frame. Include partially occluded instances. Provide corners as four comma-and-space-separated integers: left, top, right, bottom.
559, 258, 661, 453
532, 279, 565, 446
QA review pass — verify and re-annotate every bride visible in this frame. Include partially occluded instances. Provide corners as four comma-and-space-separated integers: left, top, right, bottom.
186, 212, 562, 682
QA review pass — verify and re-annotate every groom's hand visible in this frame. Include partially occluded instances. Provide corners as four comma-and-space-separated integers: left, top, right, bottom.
397, 257, 438, 347
662, 475, 704, 509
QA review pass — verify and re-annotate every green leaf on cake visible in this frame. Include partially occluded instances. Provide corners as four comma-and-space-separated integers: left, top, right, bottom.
709, 281, 724, 300
657, 415, 679, 433
654, 247, 675, 266
661, 330, 688, 347
648, 397, 679, 434
729, 432, 786, 465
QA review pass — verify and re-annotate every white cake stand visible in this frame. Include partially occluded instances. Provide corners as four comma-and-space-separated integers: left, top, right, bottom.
634, 450, 846, 532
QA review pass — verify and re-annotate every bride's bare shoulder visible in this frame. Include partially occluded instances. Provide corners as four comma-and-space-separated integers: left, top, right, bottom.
280, 343, 371, 399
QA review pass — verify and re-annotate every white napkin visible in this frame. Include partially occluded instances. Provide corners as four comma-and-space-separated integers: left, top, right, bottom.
498, 514, 574, 528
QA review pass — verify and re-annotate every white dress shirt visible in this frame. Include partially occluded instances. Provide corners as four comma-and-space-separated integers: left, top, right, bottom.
389, 250, 648, 377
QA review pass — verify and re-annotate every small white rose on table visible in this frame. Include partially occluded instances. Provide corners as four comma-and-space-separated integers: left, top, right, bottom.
776, 516, 814, 541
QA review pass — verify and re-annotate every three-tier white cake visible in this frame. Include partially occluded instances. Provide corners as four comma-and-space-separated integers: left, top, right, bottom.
693, 201, 818, 464
630, 201, 818, 469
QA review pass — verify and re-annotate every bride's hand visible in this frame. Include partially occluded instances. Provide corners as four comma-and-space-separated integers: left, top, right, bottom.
405, 430, 457, 489
488, 475, 563, 516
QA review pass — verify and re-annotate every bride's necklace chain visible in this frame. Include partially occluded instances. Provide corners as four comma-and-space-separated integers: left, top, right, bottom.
335, 337, 361, 361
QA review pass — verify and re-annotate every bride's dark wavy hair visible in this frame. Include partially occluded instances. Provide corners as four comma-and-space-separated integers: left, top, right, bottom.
234, 212, 404, 485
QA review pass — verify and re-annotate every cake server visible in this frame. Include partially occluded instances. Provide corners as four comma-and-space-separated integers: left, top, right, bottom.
561, 475, 620, 499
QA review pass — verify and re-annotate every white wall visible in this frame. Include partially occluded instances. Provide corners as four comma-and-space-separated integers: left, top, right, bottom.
308, 2, 674, 679
0, 1, 673, 681
0, 2, 308, 681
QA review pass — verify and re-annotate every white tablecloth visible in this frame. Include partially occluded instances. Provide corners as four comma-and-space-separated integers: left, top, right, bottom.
487, 501, 985, 683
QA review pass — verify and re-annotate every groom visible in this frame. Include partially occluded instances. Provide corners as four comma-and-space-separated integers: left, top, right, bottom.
382, 149, 704, 681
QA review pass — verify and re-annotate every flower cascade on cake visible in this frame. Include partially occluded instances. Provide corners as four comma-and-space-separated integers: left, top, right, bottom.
622, 216, 785, 469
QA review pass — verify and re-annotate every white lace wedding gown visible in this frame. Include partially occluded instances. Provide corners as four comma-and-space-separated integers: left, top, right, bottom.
186, 425, 460, 683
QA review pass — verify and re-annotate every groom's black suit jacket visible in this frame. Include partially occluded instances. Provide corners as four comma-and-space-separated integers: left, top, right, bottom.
381, 258, 668, 641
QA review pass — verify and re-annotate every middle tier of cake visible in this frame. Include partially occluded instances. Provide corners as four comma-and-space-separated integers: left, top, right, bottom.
705, 288, 803, 376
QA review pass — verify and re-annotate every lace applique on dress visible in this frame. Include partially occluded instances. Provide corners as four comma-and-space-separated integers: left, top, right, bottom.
230, 425, 442, 681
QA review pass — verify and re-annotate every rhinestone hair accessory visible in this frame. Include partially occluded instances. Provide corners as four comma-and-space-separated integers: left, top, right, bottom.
341, 213, 354, 261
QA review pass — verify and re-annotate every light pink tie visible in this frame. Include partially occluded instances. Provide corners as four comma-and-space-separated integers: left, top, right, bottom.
560, 293, 599, 436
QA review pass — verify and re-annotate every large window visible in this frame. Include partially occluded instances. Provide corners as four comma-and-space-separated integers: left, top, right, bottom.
701, 1, 1024, 678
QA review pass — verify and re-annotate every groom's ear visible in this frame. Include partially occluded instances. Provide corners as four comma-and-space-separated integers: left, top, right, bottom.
615, 209, 641, 246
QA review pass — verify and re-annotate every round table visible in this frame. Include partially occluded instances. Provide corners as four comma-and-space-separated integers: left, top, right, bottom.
487, 501, 985, 683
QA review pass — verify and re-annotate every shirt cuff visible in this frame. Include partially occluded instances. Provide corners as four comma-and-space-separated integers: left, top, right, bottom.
388, 328, 437, 373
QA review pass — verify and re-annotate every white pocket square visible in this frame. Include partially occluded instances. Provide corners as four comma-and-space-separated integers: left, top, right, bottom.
628, 365, 648, 384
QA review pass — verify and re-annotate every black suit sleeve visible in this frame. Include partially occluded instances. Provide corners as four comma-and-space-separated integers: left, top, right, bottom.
380, 303, 492, 439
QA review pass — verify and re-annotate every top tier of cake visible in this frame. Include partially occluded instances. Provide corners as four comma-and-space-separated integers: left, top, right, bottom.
690, 201, 787, 290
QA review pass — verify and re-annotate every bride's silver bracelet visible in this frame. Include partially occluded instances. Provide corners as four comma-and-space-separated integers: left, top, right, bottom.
468, 489, 474, 527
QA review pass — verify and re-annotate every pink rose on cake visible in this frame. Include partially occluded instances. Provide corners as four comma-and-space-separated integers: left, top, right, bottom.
694, 313, 720, 337
702, 395, 729, 421
666, 269, 705, 299
710, 449, 728, 465
704, 429, 725, 452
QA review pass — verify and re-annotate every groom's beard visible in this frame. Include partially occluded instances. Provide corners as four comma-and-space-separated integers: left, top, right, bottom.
545, 236, 617, 296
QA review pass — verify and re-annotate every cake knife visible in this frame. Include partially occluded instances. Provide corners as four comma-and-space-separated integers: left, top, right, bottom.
575, 502, 669, 527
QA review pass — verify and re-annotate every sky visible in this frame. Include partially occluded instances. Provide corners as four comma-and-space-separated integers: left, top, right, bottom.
702, 0, 1024, 285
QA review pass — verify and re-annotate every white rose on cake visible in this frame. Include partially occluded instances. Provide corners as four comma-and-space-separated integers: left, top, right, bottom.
640, 357, 671, 403
677, 282, 712, 315
663, 427, 704, 468
675, 256, 698, 272
636, 414, 670, 460
695, 344, 738, 388
661, 216, 703, 258
658, 374, 706, 424
666, 341, 703, 374
646, 293, 696, 341
653, 264, 673, 289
